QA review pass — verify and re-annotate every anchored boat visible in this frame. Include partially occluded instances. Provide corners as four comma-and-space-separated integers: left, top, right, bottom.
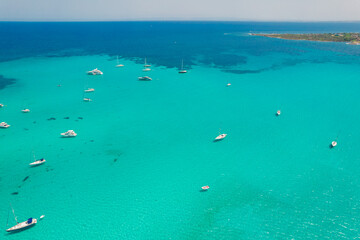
0, 122, 10, 128
61, 130, 77, 138
30, 158, 46, 166
214, 133, 227, 141
84, 88, 95, 93
144, 58, 151, 67
87, 68, 103, 75
201, 186, 210, 191
6, 205, 37, 232
138, 76, 152, 81
178, 59, 187, 73
115, 56, 124, 67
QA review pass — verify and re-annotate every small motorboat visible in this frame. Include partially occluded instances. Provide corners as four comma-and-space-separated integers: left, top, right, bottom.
6, 218, 37, 232
214, 134, 227, 141
83, 98, 92, 102
22, 109, 30, 113
84, 88, 95, 93
276, 110, 281, 116
87, 68, 103, 75
0, 122, 10, 128
0, 103, 4, 108
29, 158, 46, 166
331, 141, 337, 148
138, 76, 152, 81
40, 215, 45, 220
143, 68, 151, 72
116, 64, 124, 67
201, 186, 210, 191
61, 130, 77, 138
227, 83, 231, 86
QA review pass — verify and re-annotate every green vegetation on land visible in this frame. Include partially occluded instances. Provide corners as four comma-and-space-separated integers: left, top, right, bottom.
251, 33, 360, 44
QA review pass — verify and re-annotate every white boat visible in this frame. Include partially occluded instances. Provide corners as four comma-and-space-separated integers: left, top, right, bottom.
276, 110, 281, 116
30, 158, 46, 166
6, 218, 37, 232
201, 185, 210, 191
6, 205, 37, 232
87, 68, 103, 75
84, 88, 95, 93
144, 58, 151, 67
143, 68, 151, 72
83, 98, 92, 102
0, 103, 3, 108
178, 59, 187, 73
22, 109, 30, 113
29, 154, 46, 166
61, 130, 77, 137
0, 122, 10, 128
331, 141, 337, 148
227, 83, 231, 87
115, 56, 124, 67
138, 76, 152, 81
214, 133, 227, 141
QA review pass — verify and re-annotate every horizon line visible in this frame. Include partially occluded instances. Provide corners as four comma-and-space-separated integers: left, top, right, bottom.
1, 20, 360, 23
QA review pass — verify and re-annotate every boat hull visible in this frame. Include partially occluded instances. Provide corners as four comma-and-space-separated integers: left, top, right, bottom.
30, 160, 46, 166
61, 135, 77, 138
6, 219, 37, 232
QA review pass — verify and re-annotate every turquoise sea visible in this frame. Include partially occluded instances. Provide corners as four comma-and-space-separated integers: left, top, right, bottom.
1, 22, 360, 239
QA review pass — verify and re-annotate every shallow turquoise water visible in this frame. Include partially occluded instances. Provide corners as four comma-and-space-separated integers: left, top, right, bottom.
1, 42, 360, 239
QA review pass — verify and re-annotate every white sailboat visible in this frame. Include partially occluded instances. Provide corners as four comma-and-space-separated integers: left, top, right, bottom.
214, 128, 227, 141
29, 152, 46, 166
214, 133, 227, 141
144, 58, 151, 67
178, 59, 187, 74
115, 56, 124, 67
6, 204, 37, 232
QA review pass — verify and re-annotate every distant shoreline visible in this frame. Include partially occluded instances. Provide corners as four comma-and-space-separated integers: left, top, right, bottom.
250, 33, 360, 45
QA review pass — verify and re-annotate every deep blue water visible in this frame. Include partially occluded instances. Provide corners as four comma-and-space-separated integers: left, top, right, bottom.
1, 21, 360, 66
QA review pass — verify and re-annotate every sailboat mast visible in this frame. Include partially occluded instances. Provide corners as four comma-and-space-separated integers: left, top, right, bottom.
181, 59, 184, 70
10, 204, 18, 224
